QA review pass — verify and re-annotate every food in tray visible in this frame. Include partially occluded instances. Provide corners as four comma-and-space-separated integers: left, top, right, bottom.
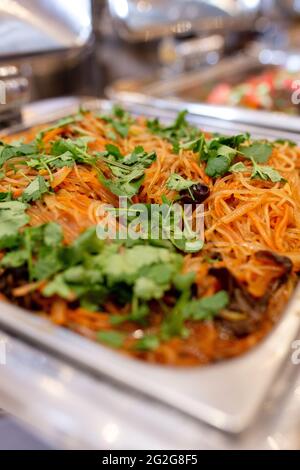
206, 68, 300, 113
0, 106, 299, 365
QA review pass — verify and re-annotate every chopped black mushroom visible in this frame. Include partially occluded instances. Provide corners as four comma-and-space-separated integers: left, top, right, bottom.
179, 183, 210, 205
209, 252, 293, 337
209, 266, 270, 337
0, 267, 41, 311
255, 250, 293, 282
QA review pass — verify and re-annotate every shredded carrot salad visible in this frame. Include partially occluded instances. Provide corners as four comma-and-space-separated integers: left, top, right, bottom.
0, 107, 299, 366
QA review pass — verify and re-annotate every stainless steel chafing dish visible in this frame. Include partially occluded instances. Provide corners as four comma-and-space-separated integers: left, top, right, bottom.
107, 46, 300, 133
0, 97, 300, 450
107, 0, 261, 42
0, 64, 29, 128
0, 1, 94, 103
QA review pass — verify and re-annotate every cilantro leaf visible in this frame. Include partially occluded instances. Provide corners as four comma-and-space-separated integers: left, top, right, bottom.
205, 154, 231, 178
97, 330, 126, 348
21, 176, 50, 202
161, 290, 190, 340
99, 105, 133, 139
44, 222, 63, 247
173, 272, 195, 291
0, 201, 29, 249
47, 152, 75, 169
183, 290, 229, 320
135, 334, 160, 351
204, 142, 237, 178
98, 145, 156, 198
35, 114, 83, 145
31, 246, 64, 281
51, 138, 96, 166
43, 274, 74, 299
147, 111, 201, 154
0, 192, 12, 202
251, 160, 284, 183
105, 144, 122, 159
1, 249, 28, 268
274, 138, 297, 147
99, 245, 181, 285
166, 173, 196, 191
241, 142, 273, 163
0, 141, 37, 167
229, 162, 248, 173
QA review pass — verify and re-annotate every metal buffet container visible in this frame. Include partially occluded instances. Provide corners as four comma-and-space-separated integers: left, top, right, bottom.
107, 45, 300, 133
107, 0, 261, 42
0, 96, 300, 449
0, 0, 94, 102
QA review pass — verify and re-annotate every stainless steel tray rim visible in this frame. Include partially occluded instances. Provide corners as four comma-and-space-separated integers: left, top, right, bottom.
0, 97, 300, 434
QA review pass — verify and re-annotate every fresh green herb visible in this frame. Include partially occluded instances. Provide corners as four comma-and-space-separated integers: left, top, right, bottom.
98, 145, 156, 198
241, 142, 273, 163
99, 105, 134, 139
0, 141, 37, 167
161, 290, 190, 340
251, 159, 284, 183
35, 114, 83, 146
0, 201, 29, 249
229, 162, 248, 173
216, 133, 250, 148
179, 134, 206, 153
43, 222, 63, 247
183, 290, 229, 320
0, 215, 229, 350
205, 145, 236, 178
274, 138, 297, 147
26, 136, 96, 175
51, 137, 96, 165
147, 110, 202, 154
0, 249, 29, 268
135, 334, 160, 351
229, 150, 284, 183
0, 223, 64, 281
97, 331, 126, 348
21, 176, 50, 202
0, 192, 12, 202
202, 133, 249, 178
201, 134, 275, 179
110, 299, 150, 326
173, 272, 196, 291
166, 173, 196, 191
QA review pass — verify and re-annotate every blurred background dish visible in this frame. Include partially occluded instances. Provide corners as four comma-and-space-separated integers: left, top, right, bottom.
1, 0, 300, 106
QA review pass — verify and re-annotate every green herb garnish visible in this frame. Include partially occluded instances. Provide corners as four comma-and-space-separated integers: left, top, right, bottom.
166, 173, 196, 191
0, 200, 29, 249
98, 145, 156, 198
97, 331, 126, 348
21, 176, 50, 202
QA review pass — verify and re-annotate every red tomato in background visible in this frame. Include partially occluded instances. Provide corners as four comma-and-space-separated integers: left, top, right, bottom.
206, 83, 231, 105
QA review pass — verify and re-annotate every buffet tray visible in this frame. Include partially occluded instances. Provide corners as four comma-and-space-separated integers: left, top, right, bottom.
107, 49, 300, 133
0, 97, 300, 434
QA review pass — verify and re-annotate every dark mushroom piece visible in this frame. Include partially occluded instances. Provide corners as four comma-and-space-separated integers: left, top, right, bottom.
179, 183, 210, 205
255, 250, 293, 283
0, 267, 41, 311
209, 266, 268, 337
209, 251, 293, 337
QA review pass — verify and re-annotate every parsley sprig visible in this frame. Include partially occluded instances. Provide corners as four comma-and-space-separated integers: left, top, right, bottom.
97, 144, 156, 198
0, 222, 229, 350
99, 105, 134, 140
147, 110, 203, 154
